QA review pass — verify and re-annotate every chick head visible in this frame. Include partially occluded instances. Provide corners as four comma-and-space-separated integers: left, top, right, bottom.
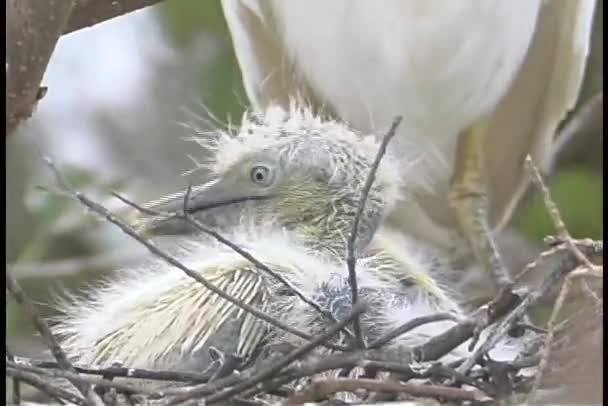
139, 105, 403, 252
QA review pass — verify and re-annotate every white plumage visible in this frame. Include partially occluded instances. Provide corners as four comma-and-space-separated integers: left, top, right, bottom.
221, 0, 596, 270
52, 106, 531, 378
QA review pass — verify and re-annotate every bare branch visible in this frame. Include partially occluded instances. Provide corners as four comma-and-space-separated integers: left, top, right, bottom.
7, 0, 75, 135
286, 378, 490, 405
527, 268, 575, 402
368, 313, 458, 349
64, 0, 165, 35
525, 156, 600, 274
346, 116, 403, 348
41, 154, 348, 352
9, 249, 145, 279
548, 91, 603, 173
114, 189, 354, 348
6, 367, 86, 406
168, 303, 366, 405
6, 271, 100, 403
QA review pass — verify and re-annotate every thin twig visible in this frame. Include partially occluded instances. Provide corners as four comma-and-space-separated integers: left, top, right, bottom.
169, 303, 366, 405
114, 189, 354, 346
179, 186, 354, 341
457, 243, 585, 374
368, 313, 458, 349
6, 349, 21, 405
527, 269, 574, 402
9, 249, 145, 279
346, 116, 403, 348
7, 360, 156, 397
285, 378, 490, 405
10, 356, 214, 383
525, 156, 601, 275
6, 367, 86, 406
6, 271, 98, 403
41, 153, 348, 352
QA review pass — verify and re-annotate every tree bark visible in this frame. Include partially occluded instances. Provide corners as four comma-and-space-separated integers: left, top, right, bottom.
6, 0, 166, 137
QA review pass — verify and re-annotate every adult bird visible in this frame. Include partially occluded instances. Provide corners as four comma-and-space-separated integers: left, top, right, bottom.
220, 0, 596, 295
53, 107, 529, 379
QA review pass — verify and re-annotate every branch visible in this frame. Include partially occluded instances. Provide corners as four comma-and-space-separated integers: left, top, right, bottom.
346, 116, 402, 348
7, 0, 168, 136
64, 0, 165, 35
7, 0, 75, 135
167, 303, 366, 405
286, 378, 490, 405
6, 271, 100, 404
41, 154, 348, 352
6, 367, 86, 406
8, 249, 145, 279
113, 190, 353, 349
548, 91, 603, 173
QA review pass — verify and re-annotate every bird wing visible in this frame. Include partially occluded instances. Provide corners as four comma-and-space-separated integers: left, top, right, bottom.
220, 0, 333, 114
54, 257, 270, 369
223, 0, 596, 232
484, 0, 596, 228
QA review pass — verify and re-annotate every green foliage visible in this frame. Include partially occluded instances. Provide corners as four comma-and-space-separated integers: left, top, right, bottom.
156, 0, 247, 126
515, 167, 603, 241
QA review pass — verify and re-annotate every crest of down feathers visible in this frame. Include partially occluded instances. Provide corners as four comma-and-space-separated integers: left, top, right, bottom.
185, 102, 409, 210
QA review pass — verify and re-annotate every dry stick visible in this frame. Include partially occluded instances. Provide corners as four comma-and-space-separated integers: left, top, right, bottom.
457, 159, 603, 374
6, 272, 100, 404
179, 186, 354, 342
285, 377, 490, 405
525, 156, 602, 301
13, 356, 214, 383
7, 0, 75, 135
7, 360, 157, 398
6, 367, 86, 406
368, 312, 458, 349
169, 303, 366, 405
113, 190, 354, 349
40, 154, 347, 353
64, 0, 165, 35
457, 242, 584, 375
6, 349, 21, 405
346, 116, 403, 348
527, 268, 576, 403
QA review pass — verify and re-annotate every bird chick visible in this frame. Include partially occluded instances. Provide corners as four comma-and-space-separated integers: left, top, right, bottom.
220, 0, 596, 299
51, 106, 534, 396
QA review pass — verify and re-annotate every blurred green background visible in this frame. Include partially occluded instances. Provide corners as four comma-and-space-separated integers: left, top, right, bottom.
6, 1, 603, 399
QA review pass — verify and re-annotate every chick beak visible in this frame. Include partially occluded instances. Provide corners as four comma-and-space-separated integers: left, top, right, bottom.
135, 179, 272, 237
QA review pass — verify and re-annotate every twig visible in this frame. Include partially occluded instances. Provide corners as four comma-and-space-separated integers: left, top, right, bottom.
64, 0, 165, 35
549, 91, 603, 173
457, 241, 586, 374
8, 249, 145, 279
368, 313, 458, 349
7, 360, 155, 397
525, 157, 600, 274
6, 271, 99, 403
11, 356, 213, 383
40, 153, 348, 352
7, 0, 75, 135
6, 349, 21, 405
6, 367, 86, 406
346, 116, 403, 348
114, 190, 354, 348
285, 378, 490, 405
168, 303, 366, 405
179, 186, 353, 341
527, 268, 575, 402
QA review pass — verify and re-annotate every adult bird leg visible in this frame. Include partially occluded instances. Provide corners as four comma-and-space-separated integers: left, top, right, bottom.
448, 118, 513, 294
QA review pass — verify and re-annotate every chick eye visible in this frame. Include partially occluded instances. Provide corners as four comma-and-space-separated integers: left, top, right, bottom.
250, 165, 272, 186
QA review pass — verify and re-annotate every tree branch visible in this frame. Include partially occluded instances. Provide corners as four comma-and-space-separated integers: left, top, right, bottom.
64, 0, 165, 35
6, 0, 75, 135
